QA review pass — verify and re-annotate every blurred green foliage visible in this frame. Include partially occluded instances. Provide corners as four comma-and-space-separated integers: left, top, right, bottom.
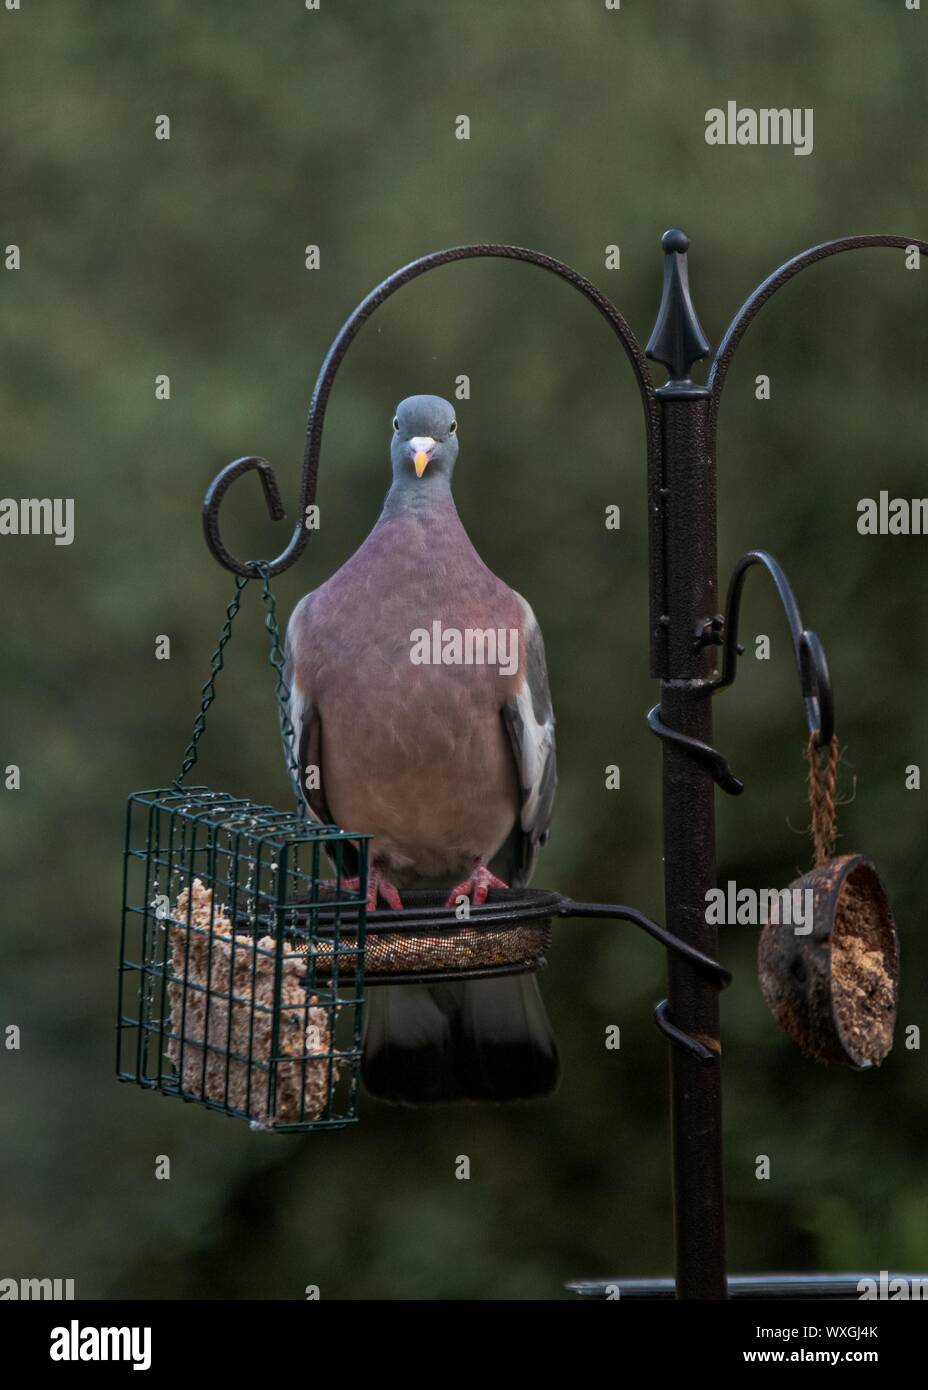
1, 0, 926, 1299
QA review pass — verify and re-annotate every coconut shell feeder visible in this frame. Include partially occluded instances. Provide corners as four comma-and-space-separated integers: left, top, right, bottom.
759, 845, 899, 1070
115, 228, 925, 1300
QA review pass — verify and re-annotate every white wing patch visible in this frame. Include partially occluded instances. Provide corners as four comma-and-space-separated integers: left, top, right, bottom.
510, 677, 554, 831
286, 679, 305, 782
509, 593, 556, 843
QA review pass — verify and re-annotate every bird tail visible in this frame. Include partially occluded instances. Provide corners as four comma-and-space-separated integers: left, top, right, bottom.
361, 974, 559, 1104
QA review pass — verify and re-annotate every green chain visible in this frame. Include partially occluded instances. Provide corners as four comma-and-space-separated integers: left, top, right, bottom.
255, 563, 305, 810
173, 567, 306, 815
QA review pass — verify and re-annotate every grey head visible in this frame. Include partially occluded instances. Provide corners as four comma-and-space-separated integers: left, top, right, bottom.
389, 395, 459, 491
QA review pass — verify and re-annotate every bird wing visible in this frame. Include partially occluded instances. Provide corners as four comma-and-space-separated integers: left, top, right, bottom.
282, 603, 363, 883
499, 593, 557, 887
281, 598, 335, 827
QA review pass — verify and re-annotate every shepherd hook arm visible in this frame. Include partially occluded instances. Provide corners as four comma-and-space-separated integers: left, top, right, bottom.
202, 244, 658, 578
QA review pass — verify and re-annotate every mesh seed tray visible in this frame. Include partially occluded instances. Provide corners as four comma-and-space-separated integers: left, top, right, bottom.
291, 887, 560, 984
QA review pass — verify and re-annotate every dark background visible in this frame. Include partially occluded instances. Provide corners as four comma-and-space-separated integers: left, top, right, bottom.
1, 0, 926, 1298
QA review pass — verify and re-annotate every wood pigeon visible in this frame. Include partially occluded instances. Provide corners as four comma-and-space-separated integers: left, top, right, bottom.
283, 394, 558, 1103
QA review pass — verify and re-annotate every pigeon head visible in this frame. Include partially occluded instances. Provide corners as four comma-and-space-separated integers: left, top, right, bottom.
390, 394, 459, 487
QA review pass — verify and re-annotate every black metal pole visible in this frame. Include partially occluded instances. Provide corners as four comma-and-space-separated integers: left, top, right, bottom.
646, 230, 727, 1299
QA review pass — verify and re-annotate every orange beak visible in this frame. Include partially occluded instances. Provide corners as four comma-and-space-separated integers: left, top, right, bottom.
409, 436, 436, 477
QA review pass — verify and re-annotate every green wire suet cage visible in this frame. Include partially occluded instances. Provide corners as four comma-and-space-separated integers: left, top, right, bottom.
116, 786, 369, 1132
116, 571, 371, 1133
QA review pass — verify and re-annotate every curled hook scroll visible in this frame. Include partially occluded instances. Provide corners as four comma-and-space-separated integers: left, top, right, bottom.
203, 243, 658, 578
713, 549, 833, 748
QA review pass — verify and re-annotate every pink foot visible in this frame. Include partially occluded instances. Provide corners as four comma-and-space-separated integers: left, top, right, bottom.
445, 862, 509, 908
366, 864, 404, 912
322, 863, 403, 912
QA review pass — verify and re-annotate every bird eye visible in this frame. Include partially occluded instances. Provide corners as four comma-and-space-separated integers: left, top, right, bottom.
449, 420, 457, 434
393, 417, 399, 433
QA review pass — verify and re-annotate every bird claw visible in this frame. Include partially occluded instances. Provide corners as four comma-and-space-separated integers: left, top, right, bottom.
321, 867, 404, 912
445, 863, 509, 908
367, 868, 404, 913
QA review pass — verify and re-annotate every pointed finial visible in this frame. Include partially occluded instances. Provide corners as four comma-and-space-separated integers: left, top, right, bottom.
645, 229, 711, 398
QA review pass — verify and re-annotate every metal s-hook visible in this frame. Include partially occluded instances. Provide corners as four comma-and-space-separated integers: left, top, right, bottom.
797, 629, 833, 746
714, 549, 834, 747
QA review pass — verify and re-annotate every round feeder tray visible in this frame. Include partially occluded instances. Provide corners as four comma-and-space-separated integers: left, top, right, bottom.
293, 887, 563, 985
